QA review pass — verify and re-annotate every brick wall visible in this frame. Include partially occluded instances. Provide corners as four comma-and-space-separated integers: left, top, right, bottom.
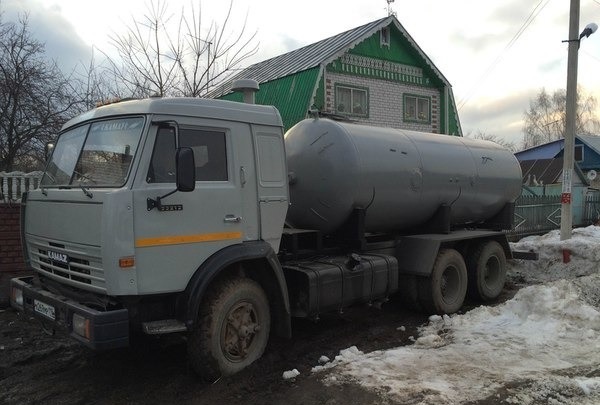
324, 71, 441, 133
0, 203, 29, 306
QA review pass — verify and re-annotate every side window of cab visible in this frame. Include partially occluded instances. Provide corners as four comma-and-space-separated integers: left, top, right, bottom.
146, 126, 228, 183
179, 128, 228, 181
147, 127, 176, 183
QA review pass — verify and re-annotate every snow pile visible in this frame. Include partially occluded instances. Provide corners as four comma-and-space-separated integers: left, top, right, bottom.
316, 225, 600, 404
509, 225, 600, 284
282, 369, 300, 380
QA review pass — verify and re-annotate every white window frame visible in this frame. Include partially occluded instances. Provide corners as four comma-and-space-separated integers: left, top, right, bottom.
335, 84, 369, 117
404, 94, 431, 124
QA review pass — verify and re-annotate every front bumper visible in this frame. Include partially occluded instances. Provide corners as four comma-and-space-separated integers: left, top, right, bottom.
10, 276, 129, 350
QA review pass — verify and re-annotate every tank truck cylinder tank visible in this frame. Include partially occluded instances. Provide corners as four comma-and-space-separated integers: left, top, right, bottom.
284, 118, 522, 234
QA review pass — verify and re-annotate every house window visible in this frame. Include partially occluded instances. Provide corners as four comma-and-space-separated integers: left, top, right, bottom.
380, 27, 390, 47
335, 84, 368, 117
404, 94, 431, 123
575, 144, 584, 162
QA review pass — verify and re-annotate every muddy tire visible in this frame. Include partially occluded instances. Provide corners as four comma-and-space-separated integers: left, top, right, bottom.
466, 240, 507, 302
417, 249, 467, 314
188, 278, 270, 381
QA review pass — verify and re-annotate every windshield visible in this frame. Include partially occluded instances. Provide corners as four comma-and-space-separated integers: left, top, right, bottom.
42, 117, 144, 187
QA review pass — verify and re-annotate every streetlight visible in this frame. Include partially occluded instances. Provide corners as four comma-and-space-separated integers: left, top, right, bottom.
560, 0, 597, 241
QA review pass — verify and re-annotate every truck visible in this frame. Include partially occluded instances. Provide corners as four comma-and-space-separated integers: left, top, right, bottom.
10, 94, 522, 380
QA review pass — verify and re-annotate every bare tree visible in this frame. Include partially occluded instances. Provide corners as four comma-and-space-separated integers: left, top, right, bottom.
105, 0, 258, 98
0, 13, 81, 172
522, 87, 600, 149
465, 130, 517, 152
72, 46, 125, 111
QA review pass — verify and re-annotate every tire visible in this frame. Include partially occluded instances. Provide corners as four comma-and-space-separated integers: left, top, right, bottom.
466, 240, 507, 302
188, 278, 270, 381
417, 249, 467, 314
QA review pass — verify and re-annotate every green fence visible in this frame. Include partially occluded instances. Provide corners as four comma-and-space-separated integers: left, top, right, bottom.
507, 191, 600, 241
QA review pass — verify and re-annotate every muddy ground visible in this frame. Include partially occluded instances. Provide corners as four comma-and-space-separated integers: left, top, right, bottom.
0, 283, 522, 405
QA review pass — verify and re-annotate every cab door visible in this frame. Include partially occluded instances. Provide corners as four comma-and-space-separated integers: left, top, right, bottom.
132, 119, 245, 294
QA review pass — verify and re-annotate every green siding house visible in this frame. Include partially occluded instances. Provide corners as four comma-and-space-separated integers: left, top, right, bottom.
209, 15, 462, 136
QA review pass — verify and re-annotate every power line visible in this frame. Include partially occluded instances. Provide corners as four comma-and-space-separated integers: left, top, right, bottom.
457, 0, 551, 110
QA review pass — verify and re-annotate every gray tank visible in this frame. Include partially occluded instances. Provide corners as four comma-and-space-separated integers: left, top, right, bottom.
284, 118, 522, 234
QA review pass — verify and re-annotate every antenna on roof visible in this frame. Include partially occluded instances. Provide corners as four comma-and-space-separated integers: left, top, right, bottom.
386, 0, 396, 17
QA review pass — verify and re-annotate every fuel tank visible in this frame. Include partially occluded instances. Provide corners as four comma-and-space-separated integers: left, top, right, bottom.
284, 118, 522, 234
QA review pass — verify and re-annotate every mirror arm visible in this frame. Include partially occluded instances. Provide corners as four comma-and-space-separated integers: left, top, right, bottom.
146, 189, 177, 211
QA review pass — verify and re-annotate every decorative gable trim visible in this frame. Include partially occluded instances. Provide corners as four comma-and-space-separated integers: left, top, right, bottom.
327, 54, 432, 87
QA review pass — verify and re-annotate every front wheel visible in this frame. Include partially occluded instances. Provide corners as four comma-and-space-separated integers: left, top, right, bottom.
188, 278, 270, 381
417, 249, 467, 314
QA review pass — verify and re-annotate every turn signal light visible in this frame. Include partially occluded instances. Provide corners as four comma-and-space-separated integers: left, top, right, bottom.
11, 287, 23, 307
72, 313, 91, 340
119, 256, 135, 268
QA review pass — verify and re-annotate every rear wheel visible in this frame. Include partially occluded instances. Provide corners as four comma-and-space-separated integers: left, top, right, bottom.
188, 277, 270, 381
417, 249, 467, 314
466, 240, 507, 301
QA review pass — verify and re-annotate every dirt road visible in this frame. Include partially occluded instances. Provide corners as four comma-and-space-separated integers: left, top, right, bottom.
0, 299, 429, 405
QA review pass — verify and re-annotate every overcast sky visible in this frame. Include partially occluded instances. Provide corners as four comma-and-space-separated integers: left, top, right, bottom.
4, 0, 600, 147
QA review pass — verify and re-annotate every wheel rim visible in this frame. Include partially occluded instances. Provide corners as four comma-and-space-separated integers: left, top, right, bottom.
440, 265, 461, 304
221, 300, 261, 363
484, 255, 501, 287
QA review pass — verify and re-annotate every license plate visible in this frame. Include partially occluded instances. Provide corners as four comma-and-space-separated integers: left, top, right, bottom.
34, 300, 56, 320
47, 250, 69, 264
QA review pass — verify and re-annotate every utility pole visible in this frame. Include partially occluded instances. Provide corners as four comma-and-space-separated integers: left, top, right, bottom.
560, 0, 580, 241
560, 0, 597, 241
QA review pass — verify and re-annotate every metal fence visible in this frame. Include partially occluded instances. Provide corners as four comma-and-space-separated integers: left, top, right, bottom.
584, 193, 600, 225
507, 192, 600, 241
0, 171, 43, 203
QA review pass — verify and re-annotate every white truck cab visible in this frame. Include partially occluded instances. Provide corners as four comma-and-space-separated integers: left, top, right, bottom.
12, 98, 291, 377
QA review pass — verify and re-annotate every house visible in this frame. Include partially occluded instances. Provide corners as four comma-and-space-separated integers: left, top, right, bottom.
209, 16, 462, 136
517, 157, 592, 229
515, 135, 600, 188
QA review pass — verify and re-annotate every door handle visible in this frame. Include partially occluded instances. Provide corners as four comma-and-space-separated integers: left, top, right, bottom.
224, 215, 242, 223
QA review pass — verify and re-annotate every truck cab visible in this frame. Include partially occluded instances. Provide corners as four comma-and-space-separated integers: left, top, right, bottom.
11, 98, 291, 377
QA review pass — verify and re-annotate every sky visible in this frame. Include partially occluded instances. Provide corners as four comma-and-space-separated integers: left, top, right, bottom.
287, 225, 600, 404
4, 0, 600, 148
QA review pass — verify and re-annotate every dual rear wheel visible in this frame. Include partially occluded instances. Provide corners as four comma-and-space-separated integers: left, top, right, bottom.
402, 240, 507, 314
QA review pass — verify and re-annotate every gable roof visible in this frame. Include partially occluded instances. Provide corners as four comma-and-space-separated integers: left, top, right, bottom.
208, 15, 451, 98
515, 139, 563, 161
577, 134, 600, 155
516, 135, 600, 161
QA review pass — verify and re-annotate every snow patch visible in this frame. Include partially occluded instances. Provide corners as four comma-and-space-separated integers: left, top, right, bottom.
282, 369, 300, 380
316, 225, 600, 404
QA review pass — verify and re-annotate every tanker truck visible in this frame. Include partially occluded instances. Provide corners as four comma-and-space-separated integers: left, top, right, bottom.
10, 97, 522, 380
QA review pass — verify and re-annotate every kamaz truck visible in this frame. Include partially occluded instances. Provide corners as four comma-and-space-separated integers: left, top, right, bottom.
11, 95, 522, 380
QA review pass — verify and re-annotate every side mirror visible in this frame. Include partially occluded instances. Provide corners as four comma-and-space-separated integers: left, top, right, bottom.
176, 147, 195, 192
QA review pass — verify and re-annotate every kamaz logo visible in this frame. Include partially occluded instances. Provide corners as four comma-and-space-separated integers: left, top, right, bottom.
47, 250, 69, 264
